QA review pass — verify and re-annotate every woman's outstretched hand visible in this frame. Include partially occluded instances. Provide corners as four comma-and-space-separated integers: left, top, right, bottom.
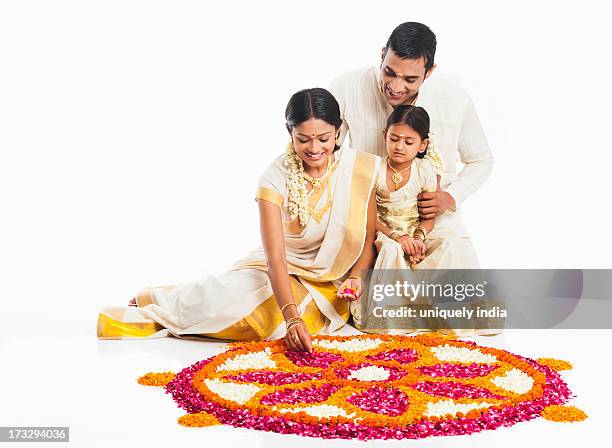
284, 321, 313, 352
337, 277, 362, 302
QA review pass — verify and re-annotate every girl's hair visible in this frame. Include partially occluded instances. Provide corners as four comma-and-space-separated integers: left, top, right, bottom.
385, 105, 430, 158
285, 88, 342, 151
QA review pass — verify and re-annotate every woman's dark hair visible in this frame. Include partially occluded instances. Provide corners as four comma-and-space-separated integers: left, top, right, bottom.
285, 88, 342, 151
384, 22, 437, 72
385, 105, 430, 158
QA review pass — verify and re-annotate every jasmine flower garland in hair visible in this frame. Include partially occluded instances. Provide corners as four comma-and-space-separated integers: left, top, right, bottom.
425, 131, 446, 176
283, 142, 310, 226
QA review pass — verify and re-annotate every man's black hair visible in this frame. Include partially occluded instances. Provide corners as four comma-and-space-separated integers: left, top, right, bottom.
384, 22, 437, 71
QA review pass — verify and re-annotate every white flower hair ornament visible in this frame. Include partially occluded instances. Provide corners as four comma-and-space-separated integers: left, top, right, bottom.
283, 142, 310, 226
424, 131, 446, 176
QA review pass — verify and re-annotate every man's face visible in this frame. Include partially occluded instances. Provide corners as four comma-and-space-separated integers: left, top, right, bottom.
379, 49, 434, 107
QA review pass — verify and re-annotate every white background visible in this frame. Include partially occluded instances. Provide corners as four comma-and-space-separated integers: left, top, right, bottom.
2, 0, 612, 315
0, 1, 610, 447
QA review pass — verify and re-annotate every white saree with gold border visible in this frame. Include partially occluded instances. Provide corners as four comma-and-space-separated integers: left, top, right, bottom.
97, 147, 380, 341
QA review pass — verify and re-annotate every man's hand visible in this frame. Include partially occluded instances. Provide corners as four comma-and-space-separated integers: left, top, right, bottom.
417, 191, 456, 219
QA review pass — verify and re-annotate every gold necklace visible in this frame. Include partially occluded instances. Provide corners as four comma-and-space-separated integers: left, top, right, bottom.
387, 158, 411, 188
302, 156, 333, 191
304, 155, 338, 224
307, 182, 332, 224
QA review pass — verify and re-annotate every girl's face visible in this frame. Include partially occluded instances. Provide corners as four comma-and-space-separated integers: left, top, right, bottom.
384, 123, 428, 165
290, 118, 337, 171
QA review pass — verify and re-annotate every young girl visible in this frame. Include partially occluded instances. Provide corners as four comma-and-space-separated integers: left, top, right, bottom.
350, 105, 477, 333
376, 105, 446, 269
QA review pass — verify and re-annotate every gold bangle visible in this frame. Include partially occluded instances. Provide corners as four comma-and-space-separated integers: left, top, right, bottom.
280, 303, 297, 315
286, 317, 304, 330
413, 227, 426, 241
348, 275, 361, 281
389, 230, 405, 241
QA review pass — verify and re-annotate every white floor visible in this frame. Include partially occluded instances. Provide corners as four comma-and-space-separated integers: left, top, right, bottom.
0, 309, 608, 448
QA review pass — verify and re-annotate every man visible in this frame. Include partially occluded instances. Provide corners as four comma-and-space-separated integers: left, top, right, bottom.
330, 22, 496, 333
330, 21, 493, 262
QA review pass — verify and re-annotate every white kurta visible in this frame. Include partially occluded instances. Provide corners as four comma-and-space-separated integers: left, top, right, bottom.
329, 67, 494, 238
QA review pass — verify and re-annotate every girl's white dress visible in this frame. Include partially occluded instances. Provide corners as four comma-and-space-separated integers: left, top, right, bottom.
351, 156, 489, 335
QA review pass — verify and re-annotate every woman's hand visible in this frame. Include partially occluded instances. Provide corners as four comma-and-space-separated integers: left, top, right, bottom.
284, 321, 313, 352
337, 277, 362, 302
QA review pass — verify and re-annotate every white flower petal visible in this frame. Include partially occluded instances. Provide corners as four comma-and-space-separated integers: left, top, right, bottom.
431, 344, 497, 364
425, 399, 493, 417
491, 368, 534, 394
204, 379, 261, 405
278, 404, 355, 419
348, 365, 390, 381
313, 338, 384, 352
216, 347, 276, 372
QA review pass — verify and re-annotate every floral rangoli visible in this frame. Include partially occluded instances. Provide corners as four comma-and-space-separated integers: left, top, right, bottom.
138, 334, 586, 440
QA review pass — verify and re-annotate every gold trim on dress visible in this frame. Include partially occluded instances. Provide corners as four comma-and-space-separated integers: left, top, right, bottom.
97, 312, 164, 339
324, 151, 377, 280
255, 186, 284, 207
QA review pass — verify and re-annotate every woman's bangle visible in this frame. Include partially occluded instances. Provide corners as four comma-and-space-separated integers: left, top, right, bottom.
286, 317, 304, 330
280, 303, 297, 315
348, 275, 361, 281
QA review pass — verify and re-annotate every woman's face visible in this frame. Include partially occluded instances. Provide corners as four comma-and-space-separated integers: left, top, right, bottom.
384, 123, 427, 165
290, 118, 337, 171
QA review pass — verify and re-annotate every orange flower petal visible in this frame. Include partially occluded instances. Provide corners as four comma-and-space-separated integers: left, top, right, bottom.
137, 372, 176, 387
178, 411, 221, 427
536, 358, 573, 371
541, 405, 587, 422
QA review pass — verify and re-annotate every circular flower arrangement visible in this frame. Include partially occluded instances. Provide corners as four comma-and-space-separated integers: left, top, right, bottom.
138, 334, 586, 440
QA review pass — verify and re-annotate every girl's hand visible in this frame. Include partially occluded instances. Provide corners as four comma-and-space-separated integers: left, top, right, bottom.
397, 235, 421, 256
409, 253, 425, 264
337, 277, 362, 302
284, 321, 313, 352
408, 239, 427, 264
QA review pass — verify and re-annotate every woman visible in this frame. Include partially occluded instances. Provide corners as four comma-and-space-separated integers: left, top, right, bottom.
97, 88, 380, 351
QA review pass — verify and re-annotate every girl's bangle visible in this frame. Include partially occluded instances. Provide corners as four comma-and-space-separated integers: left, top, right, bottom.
413, 227, 426, 241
